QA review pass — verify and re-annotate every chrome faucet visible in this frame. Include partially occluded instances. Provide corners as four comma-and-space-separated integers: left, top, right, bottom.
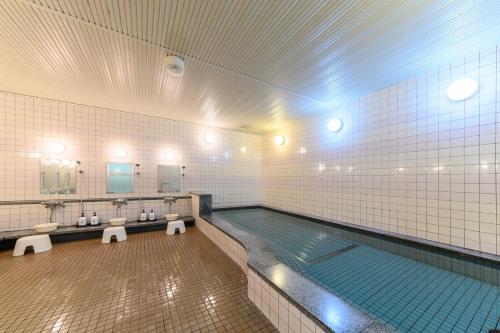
111, 198, 127, 217
110, 198, 128, 208
41, 201, 65, 223
163, 197, 177, 213
41, 200, 65, 209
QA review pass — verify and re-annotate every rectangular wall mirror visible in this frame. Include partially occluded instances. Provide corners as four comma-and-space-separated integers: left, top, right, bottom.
157, 165, 180, 192
107, 163, 134, 193
41, 159, 77, 194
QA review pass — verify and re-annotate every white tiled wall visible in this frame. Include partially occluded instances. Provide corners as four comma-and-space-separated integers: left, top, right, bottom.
0, 91, 261, 231
263, 46, 500, 255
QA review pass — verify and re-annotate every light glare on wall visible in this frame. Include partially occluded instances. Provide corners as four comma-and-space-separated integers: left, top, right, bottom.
115, 148, 127, 158
50, 142, 65, 154
327, 118, 343, 132
240, 146, 247, 153
299, 147, 306, 154
274, 135, 285, 146
447, 78, 478, 101
204, 133, 215, 144
28, 151, 40, 158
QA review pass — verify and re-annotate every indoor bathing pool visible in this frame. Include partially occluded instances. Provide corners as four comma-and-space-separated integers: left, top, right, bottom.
214, 208, 500, 333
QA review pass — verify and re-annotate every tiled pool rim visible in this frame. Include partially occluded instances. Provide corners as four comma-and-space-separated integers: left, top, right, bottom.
195, 204, 500, 333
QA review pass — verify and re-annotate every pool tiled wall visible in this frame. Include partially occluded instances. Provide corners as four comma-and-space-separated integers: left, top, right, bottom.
193, 207, 248, 273
247, 268, 328, 333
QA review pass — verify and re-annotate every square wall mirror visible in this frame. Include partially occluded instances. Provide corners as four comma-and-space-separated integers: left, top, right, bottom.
107, 163, 134, 193
157, 165, 180, 192
41, 159, 77, 194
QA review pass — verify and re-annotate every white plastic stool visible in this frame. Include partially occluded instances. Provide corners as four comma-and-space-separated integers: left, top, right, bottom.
13, 234, 52, 256
167, 220, 185, 235
102, 226, 127, 244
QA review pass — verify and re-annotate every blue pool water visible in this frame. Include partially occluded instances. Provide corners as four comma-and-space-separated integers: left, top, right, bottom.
214, 208, 500, 333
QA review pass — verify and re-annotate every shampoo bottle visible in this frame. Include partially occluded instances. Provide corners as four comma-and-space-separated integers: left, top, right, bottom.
90, 212, 99, 226
78, 212, 87, 227
140, 209, 147, 221
149, 209, 155, 221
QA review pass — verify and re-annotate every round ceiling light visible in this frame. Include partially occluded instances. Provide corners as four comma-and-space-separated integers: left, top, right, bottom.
50, 142, 65, 154
274, 135, 285, 146
327, 118, 343, 132
204, 133, 215, 144
115, 148, 127, 158
165, 151, 175, 161
165, 55, 185, 76
447, 78, 478, 101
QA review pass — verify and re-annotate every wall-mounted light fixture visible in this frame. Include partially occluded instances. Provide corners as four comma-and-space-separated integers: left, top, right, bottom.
204, 133, 215, 144
274, 135, 285, 146
165, 151, 175, 161
50, 142, 65, 154
447, 78, 478, 101
114, 147, 127, 158
327, 118, 343, 133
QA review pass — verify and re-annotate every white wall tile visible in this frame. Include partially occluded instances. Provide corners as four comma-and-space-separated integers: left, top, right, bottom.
262, 46, 500, 255
0, 92, 261, 230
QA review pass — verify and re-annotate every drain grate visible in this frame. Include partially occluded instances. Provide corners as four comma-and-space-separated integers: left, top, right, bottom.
306, 244, 359, 265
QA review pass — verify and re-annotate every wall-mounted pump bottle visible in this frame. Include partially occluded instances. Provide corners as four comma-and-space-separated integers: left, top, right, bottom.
149, 209, 155, 221
78, 212, 87, 227
90, 212, 99, 226
140, 209, 147, 221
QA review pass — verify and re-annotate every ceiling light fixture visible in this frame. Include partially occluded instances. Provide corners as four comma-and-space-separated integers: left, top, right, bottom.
165, 151, 175, 161
447, 78, 478, 101
115, 148, 127, 158
204, 134, 215, 144
327, 118, 343, 132
274, 135, 285, 146
50, 142, 65, 154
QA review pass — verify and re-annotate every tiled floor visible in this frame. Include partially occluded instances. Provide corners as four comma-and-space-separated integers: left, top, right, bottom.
0, 228, 277, 332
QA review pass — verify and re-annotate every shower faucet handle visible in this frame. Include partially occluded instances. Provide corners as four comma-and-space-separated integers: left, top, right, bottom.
163, 196, 177, 203
41, 200, 65, 209
111, 198, 128, 207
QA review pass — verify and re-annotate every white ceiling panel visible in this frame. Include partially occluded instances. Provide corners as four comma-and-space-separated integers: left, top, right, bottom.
0, 0, 499, 133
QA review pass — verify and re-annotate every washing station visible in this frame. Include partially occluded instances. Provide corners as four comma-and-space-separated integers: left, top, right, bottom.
0, 161, 195, 251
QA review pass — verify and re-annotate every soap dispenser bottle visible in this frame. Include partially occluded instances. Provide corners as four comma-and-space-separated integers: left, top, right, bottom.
78, 212, 87, 227
90, 212, 99, 226
149, 209, 155, 221
140, 209, 147, 222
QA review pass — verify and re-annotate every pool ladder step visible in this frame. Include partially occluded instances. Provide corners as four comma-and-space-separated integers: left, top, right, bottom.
307, 244, 359, 265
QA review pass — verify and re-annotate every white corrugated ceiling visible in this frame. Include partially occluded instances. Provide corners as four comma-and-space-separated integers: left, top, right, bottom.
0, 0, 499, 133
